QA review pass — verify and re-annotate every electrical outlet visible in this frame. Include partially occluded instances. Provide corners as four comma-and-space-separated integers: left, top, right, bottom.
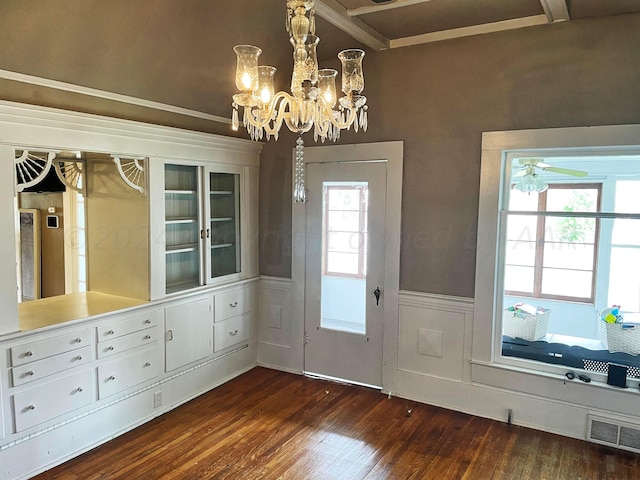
153, 391, 162, 408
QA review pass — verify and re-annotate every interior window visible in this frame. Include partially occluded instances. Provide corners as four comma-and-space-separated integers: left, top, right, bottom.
500, 157, 640, 379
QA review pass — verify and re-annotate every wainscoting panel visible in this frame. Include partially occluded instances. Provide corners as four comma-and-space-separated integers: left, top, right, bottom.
397, 291, 474, 383
257, 277, 301, 373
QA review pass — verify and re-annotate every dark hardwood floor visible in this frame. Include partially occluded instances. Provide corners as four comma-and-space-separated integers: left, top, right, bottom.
33, 367, 640, 479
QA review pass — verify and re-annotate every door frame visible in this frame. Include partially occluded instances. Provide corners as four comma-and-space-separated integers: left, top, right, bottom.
291, 141, 403, 394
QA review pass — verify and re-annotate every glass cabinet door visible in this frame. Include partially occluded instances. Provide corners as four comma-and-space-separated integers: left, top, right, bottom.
164, 164, 202, 293
208, 171, 241, 279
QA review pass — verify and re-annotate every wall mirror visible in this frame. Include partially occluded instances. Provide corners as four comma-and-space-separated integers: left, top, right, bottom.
15, 149, 149, 306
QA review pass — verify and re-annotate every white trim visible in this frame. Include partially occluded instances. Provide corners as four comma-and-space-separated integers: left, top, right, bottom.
314, 0, 390, 51
258, 276, 293, 292
0, 100, 261, 161
390, 15, 549, 48
539, 0, 570, 23
291, 141, 403, 392
399, 290, 474, 310
473, 124, 640, 378
0, 69, 231, 125
347, 0, 434, 16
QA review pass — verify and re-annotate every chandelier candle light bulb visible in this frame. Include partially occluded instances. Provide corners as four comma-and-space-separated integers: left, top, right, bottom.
232, 0, 368, 203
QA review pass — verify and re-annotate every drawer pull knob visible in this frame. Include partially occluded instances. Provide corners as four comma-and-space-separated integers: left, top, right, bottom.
229, 330, 239, 336
145, 362, 151, 367
107, 346, 114, 351
74, 338, 82, 343
25, 351, 34, 357
28, 404, 36, 410
107, 330, 115, 335
144, 335, 151, 340
26, 370, 34, 376
75, 355, 83, 361
144, 319, 151, 324
229, 301, 238, 308
76, 387, 83, 393
108, 375, 115, 381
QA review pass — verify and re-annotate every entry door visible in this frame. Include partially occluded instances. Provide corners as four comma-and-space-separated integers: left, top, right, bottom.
304, 161, 387, 387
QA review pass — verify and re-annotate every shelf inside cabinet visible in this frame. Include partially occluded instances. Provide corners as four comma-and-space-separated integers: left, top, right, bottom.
210, 190, 233, 195
210, 217, 234, 222
166, 217, 198, 224
211, 243, 234, 249
166, 244, 199, 254
166, 189, 198, 195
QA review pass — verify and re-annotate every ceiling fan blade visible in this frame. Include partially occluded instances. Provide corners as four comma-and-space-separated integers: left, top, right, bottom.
513, 170, 526, 177
542, 166, 588, 177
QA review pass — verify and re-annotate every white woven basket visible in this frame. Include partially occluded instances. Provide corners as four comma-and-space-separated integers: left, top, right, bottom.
503, 308, 550, 341
598, 320, 640, 355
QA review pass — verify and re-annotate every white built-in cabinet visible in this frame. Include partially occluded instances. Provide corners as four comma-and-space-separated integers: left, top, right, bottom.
0, 102, 262, 479
160, 162, 252, 295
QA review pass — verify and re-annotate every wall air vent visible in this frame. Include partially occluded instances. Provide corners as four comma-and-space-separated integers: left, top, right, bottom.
587, 415, 640, 453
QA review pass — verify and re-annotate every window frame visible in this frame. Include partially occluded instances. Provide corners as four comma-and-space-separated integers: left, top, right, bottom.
504, 183, 602, 304
473, 127, 640, 385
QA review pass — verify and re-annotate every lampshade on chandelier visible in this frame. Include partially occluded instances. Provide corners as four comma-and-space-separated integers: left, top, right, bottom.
232, 0, 368, 203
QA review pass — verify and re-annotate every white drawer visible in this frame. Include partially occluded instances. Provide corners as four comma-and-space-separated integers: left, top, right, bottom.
11, 345, 92, 387
214, 288, 250, 322
97, 326, 158, 359
214, 314, 250, 352
97, 345, 160, 399
12, 368, 94, 432
11, 329, 91, 367
97, 312, 158, 342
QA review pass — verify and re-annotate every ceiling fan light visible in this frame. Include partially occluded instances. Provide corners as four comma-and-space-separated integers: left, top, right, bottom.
514, 173, 548, 194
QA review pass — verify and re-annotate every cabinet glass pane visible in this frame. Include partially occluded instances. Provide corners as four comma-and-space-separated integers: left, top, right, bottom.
165, 164, 201, 293
166, 251, 200, 293
209, 172, 240, 278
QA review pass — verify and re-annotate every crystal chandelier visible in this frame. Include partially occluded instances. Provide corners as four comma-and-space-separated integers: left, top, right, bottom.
514, 166, 548, 193
232, 0, 368, 203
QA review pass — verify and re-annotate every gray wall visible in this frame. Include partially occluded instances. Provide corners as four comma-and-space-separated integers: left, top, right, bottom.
1, 2, 639, 298
259, 13, 640, 297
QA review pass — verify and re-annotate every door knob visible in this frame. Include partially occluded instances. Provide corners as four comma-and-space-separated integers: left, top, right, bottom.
374, 287, 381, 306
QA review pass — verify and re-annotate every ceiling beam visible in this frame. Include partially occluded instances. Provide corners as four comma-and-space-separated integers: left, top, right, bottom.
347, 0, 434, 16
539, 0, 570, 22
390, 15, 548, 48
314, 0, 390, 51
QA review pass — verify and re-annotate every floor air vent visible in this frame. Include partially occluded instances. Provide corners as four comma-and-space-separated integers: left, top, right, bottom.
587, 415, 640, 453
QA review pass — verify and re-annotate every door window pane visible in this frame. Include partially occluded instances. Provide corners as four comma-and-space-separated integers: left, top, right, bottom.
321, 182, 368, 334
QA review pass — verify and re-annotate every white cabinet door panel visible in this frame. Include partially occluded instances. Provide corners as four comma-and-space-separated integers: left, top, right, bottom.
165, 296, 213, 372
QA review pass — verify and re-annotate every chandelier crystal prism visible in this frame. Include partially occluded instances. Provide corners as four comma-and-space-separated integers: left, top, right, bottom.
232, 0, 368, 203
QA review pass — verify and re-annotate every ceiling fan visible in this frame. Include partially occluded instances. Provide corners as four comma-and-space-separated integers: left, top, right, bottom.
512, 159, 588, 193
514, 158, 588, 178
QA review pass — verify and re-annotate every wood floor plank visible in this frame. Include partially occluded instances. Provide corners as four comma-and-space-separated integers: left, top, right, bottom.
32, 368, 640, 479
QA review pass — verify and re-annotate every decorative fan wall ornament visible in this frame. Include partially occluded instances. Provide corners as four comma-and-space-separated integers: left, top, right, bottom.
54, 160, 85, 194
112, 156, 146, 194
14, 149, 56, 192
